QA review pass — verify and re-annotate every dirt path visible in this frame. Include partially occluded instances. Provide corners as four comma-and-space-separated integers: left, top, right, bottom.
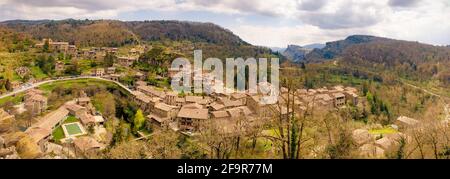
400, 80, 449, 120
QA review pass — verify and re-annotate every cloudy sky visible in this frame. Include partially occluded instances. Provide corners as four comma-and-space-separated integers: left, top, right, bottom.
0, 0, 449, 47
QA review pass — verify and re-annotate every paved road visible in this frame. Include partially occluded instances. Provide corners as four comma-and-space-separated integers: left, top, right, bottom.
0, 76, 132, 100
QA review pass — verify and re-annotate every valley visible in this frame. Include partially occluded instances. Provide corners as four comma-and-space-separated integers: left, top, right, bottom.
0, 19, 449, 159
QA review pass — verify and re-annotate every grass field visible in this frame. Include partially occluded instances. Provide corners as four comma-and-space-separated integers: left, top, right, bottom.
30, 66, 48, 79
51, 116, 79, 142
39, 78, 130, 95
52, 126, 65, 142
64, 116, 79, 123
368, 127, 398, 135
0, 93, 24, 106
65, 123, 83, 135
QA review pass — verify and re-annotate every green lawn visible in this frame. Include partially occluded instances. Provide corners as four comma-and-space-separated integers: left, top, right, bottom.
52, 126, 65, 142
30, 66, 48, 79
64, 116, 79, 124
369, 127, 398, 135
39, 78, 130, 95
65, 123, 83, 135
51, 116, 80, 142
0, 93, 24, 106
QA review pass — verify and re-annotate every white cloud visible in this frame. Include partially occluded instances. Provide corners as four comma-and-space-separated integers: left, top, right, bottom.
230, 24, 372, 47
0, 0, 449, 46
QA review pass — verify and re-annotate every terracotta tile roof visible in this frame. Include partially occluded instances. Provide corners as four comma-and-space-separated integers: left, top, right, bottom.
35, 107, 69, 131
185, 96, 204, 103
332, 93, 345, 98
77, 111, 95, 125
211, 111, 229, 118
73, 136, 103, 151
147, 114, 168, 123
29, 94, 47, 102
221, 98, 243, 107
64, 103, 86, 113
177, 106, 209, 120
396, 116, 420, 126
231, 93, 247, 99
210, 102, 225, 111
77, 97, 91, 102
316, 94, 333, 101
237, 106, 253, 116
137, 85, 166, 98
154, 102, 176, 112
25, 127, 52, 144
227, 108, 242, 118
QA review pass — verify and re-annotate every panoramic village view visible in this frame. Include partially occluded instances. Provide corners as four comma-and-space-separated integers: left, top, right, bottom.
0, 0, 450, 159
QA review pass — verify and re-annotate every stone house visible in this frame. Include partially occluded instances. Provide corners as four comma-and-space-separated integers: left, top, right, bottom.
177, 104, 209, 132
147, 102, 179, 127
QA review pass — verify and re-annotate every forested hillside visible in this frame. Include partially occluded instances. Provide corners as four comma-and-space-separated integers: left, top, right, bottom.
0, 19, 274, 59
0, 19, 136, 47
303, 35, 450, 86
0, 27, 34, 52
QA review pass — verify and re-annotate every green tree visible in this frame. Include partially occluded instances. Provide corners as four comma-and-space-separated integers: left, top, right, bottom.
362, 81, 369, 96
326, 129, 355, 159
300, 62, 306, 70
36, 55, 56, 75
289, 116, 299, 159
43, 39, 50, 52
304, 76, 314, 89
65, 59, 81, 75
113, 118, 132, 144
5, 79, 12, 91
4, 68, 13, 81
133, 109, 145, 132
104, 52, 116, 67
57, 53, 65, 61
179, 90, 186, 97
395, 137, 406, 159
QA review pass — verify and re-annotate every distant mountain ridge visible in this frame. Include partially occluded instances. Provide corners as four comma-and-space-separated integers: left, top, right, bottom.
302, 34, 450, 85
282, 45, 312, 62
0, 19, 277, 59
305, 35, 450, 63
305, 35, 389, 61
280, 43, 325, 62
0, 19, 249, 47
303, 43, 325, 49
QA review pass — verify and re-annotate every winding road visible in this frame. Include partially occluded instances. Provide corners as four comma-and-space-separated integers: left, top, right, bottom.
1, 75, 448, 120
0, 76, 132, 100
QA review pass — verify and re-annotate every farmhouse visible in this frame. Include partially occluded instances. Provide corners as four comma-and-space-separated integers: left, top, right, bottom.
36, 39, 71, 52
24, 89, 48, 115
73, 136, 104, 156
117, 56, 138, 67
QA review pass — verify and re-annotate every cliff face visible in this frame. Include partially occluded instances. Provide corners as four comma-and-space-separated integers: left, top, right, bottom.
282, 45, 313, 63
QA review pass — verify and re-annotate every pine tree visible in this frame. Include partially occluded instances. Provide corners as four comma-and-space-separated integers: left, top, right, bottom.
289, 116, 299, 159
